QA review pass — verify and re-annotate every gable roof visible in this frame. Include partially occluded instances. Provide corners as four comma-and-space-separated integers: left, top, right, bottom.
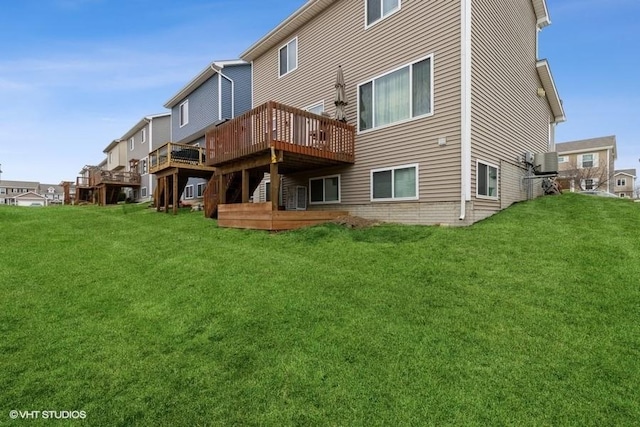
241, 0, 551, 61
14, 191, 46, 200
614, 169, 637, 178
556, 136, 617, 159
120, 113, 170, 141
241, 0, 336, 62
164, 60, 248, 109
0, 180, 40, 188
536, 59, 565, 123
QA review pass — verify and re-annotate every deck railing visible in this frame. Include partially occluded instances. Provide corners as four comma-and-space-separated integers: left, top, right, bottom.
93, 170, 141, 186
206, 101, 355, 166
149, 142, 208, 174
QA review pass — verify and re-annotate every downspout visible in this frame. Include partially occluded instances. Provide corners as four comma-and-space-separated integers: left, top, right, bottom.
460, 0, 472, 220
219, 70, 235, 118
148, 117, 153, 198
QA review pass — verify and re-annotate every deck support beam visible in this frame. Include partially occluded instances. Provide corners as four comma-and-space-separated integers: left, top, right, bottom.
218, 174, 226, 204
241, 169, 250, 203
270, 161, 279, 211
172, 171, 178, 215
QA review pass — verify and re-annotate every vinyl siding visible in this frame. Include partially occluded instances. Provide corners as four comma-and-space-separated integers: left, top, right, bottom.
222, 64, 252, 117
251, 0, 463, 212
151, 115, 171, 150
171, 75, 220, 143
470, 0, 552, 210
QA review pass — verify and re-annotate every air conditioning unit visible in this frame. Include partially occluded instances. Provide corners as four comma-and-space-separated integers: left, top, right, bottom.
523, 152, 535, 164
534, 152, 558, 174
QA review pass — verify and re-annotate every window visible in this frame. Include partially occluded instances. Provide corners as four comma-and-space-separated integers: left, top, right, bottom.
581, 153, 594, 168
366, 0, 400, 27
141, 128, 146, 143
140, 159, 148, 175
584, 179, 596, 190
48, 187, 55, 193
371, 164, 418, 201
309, 175, 340, 204
620, 193, 625, 198
196, 183, 205, 198
477, 161, 498, 199
129, 138, 134, 151
558, 156, 567, 163
358, 55, 433, 132
184, 185, 194, 199
0, 188, 5, 194
179, 100, 189, 127
278, 37, 298, 77
617, 178, 626, 186
141, 187, 147, 198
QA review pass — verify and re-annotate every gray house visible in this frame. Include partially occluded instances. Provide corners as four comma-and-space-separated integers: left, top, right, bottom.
120, 113, 171, 202
151, 60, 251, 211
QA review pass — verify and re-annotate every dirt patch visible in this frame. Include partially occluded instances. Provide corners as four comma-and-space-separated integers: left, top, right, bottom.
329, 215, 382, 229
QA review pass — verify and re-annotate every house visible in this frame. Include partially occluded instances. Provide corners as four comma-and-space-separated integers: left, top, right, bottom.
203, 0, 564, 229
556, 136, 617, 193
39, 183, 65, 204
96, 138, 141, 205
613, 169, 636, 198
0, 180, 40, 205
150, 60, 252, 214
14, 191, 48, 207
120, 113, 171, 202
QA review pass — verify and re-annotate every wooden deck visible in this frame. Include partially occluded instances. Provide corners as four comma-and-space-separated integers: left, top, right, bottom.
150, 142, 215, 175
218, 203, 348, 231
206, 101, 355, 172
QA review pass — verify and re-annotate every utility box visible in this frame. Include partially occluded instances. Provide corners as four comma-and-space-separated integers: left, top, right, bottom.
534, 152, 558, 174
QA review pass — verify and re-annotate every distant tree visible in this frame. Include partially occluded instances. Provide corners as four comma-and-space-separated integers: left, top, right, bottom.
558, 157, 611, 192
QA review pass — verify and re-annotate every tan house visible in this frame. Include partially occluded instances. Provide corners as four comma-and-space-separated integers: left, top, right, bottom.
556, 136, 617, 193
613, 169, 636, 198
203, 0, 564, 229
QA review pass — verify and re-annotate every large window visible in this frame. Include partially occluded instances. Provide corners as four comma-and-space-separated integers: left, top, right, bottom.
309, 175, 340, 204
179, 100, 189, 127
617, 178, 626, 186
477, 161, 498, 199
141, 128, 146, 143
279, 38, 298, 77
140, 159, 148, 175
129, 138, 134, 151
358, 55, 433, 132
366, 0, 400, 27
371, 164, 418, 201
141, 187, 147, 198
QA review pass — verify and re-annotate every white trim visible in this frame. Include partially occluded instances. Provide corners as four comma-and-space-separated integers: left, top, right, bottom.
370, 163, 419, 202
475, 160, 500, 200
357, 54, 434, 134
309, 174, 341, 204
278, 37, 298, 78
129, 137, 134, 151
364, 0, 401, 29
196, 182, 206, 198
179, 100, 189, 128
218, 72, 223, 121
141, 128, 146, 144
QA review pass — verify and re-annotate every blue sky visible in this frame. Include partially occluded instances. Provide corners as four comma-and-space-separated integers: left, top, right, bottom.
0, 0, 638, 184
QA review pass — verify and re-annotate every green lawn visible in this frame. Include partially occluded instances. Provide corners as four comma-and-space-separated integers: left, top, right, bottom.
1, 194, 638, 426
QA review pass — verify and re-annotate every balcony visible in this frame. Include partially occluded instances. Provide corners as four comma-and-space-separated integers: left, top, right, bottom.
149, 142, 215, 175
206, 101, 355, 174
93, 170, 140, 186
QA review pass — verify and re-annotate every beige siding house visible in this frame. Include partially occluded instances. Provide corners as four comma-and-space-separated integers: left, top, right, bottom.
207, 0, 564, 228
613, 169, 636, 198
556, 136, 617, 193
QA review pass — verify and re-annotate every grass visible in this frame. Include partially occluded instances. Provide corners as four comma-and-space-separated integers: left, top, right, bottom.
1, 194, 638, 426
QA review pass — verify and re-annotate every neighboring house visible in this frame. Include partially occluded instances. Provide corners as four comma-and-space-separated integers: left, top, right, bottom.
150, 60, 251, 213
120, 113, 171, 202
204, 0, 564, 228
14, 191, 48, 207
96, 138, 141, 205
39, 184, 65, 204
0, 180, 40, 205
556, 136, 617, 193
613, 169, 636, 198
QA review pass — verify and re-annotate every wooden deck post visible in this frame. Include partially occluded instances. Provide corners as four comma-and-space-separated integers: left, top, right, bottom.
218, 174, 226, 204
172, 171, 178, 215
163, 176, 169, 214
270, 161, 279, 211
242, 169, 250, 203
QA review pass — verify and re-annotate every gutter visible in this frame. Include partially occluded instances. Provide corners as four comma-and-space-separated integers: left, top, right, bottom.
460, 0, 472, 221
